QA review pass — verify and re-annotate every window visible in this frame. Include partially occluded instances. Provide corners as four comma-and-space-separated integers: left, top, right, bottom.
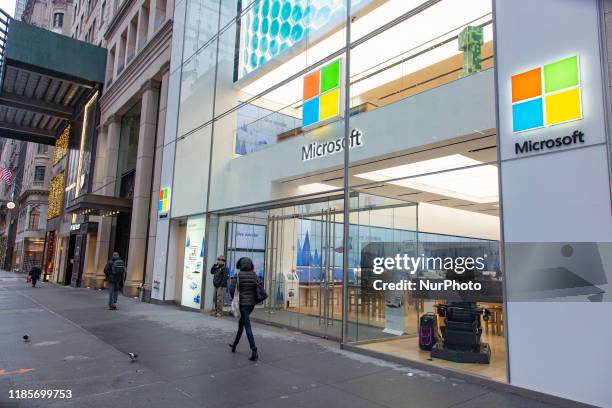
28, 208, 40, 230
101, 1, 106, 24
53, 12, 64, 28
34, 166, 45, 182
37, 144, 48, 154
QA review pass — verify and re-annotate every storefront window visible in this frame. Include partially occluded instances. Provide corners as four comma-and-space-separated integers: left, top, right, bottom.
347, 178, 504, 381
207, 194, 345, 338
340, 0, 504, 382
348, 0, 493, 117
170, 0, 506, 384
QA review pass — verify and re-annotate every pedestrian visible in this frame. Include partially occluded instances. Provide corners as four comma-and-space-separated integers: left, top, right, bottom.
104, 252, 125, 310
210, 255, 229, 317
228, 257, 259, 361
28, 266, 42, 288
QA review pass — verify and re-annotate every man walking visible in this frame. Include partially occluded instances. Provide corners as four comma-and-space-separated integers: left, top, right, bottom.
210, 255, 229, 317
104, 252, 125, 310
28, 266, 42, 288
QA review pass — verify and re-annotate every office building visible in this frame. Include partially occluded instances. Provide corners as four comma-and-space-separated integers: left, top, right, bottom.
151, 1, 612, 407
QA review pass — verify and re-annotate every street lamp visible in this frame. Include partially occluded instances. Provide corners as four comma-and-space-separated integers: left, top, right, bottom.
6, 201, 15, 209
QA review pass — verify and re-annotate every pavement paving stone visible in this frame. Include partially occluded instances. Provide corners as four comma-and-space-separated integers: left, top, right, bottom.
0, 270, 563, 408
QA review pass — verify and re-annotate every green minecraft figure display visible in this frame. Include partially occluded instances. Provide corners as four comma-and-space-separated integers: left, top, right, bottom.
458, 26, 484, 77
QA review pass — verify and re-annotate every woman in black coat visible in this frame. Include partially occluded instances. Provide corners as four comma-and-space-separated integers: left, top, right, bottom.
228, 257, 259, 361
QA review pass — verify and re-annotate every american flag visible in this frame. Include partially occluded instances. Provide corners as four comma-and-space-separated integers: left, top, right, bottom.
0, 167, 13, 186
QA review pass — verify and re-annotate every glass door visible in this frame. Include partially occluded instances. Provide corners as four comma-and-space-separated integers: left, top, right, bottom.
294, 199, 343, 339
346, 192, 419, 343
257, 210, 300, 330
246, 197, 343, 339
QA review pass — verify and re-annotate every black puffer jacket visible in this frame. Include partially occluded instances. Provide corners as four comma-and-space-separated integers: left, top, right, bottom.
229, 270, 258, 307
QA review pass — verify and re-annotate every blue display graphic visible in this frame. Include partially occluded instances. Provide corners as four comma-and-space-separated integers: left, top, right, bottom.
295, 219, 416, 284
239, 0, 371, 78
295, 219, 499, 284
226, 222, 267, 280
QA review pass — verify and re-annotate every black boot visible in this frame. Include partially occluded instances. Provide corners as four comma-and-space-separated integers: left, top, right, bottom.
249, 348, 258, 361
228, 343, 237, 353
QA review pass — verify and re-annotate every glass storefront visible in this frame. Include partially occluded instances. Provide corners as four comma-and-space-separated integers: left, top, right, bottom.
168, 0, 507, 382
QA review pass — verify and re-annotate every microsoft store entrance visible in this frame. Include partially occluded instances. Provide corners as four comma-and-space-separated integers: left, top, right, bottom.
262, 197, 344, 339
214, 193, 419, 340
212, 175, 505, 381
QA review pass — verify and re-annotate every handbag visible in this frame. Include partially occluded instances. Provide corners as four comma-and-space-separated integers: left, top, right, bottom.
231, 273, 240, 318
255, 278, 268, 304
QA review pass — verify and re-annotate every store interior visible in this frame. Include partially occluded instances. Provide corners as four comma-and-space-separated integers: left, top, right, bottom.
212, 125, 505, 381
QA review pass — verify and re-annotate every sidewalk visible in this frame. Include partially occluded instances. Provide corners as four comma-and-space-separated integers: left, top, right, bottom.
0, 270, 558, 408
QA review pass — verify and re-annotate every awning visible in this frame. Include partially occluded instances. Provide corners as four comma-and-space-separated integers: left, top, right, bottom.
64, 194, 132, 216
0, 10, 106, 145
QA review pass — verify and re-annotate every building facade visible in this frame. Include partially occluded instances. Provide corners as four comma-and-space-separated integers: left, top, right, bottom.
14, 0, 27, 20
0, 138, 51, 275
35, 0, 171, 296
149, 1, 612, 407
0, 138, 25, 271
21, 0, 74, 35
42, 0, 173, 296
3, 0, 610, 406
87, 0, 173, 297
12, 143, 52, 274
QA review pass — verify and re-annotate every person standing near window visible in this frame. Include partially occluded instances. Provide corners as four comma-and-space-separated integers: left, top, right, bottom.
210, 255, 229, 317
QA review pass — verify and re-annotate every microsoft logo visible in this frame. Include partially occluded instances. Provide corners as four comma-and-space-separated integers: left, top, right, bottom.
302, 59, 342, 129
159, 187, 170, 214
511, 55, 582, 133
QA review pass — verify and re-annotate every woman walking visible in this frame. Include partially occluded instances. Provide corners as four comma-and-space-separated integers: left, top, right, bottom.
228, 257, 258, 361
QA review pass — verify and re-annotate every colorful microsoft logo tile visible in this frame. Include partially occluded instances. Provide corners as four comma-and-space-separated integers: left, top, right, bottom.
158, 187, 170, 213
302, 59, 342, 129
511, 56, 582, 133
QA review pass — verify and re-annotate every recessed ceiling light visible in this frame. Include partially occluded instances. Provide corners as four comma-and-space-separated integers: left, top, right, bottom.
355, 154, 498, 203
296, 182, 338, 194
